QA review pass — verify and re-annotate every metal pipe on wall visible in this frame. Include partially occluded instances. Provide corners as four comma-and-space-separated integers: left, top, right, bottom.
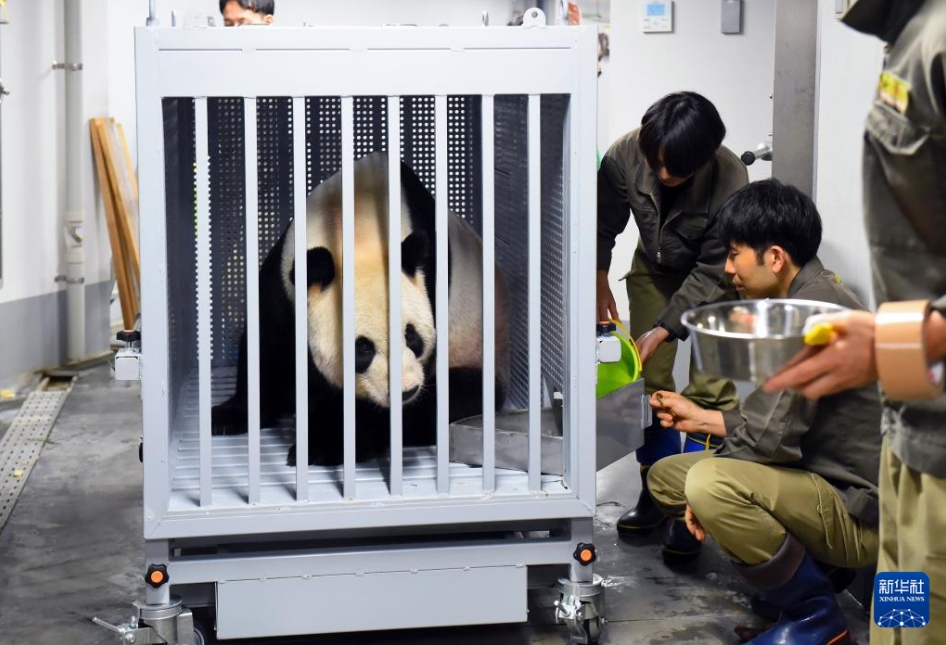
63, 0, 86, 361
771, 0, 818, 197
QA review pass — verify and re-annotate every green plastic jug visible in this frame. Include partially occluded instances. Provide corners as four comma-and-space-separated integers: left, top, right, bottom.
596, 321, 642, 399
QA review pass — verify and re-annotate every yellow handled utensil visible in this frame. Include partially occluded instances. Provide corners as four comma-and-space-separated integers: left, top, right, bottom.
802, 320, 835, 346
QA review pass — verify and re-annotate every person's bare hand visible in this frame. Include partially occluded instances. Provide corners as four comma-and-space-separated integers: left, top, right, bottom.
596, 270, 620, 323
684, 505, 706, 542
764, 311, 878, 399
636, 326, 670, 363
650, 391, 701, 432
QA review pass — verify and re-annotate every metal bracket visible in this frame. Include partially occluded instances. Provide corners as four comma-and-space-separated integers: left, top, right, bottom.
51, 61, 84, 71
93, 597, 197, 645
555, 575, 606, 644
54, 275, 86, 285
115, 349, 142, 381
92, 617, 163, 644
522, 7, 546, 27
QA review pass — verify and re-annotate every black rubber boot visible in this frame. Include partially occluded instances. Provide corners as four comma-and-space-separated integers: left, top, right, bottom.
616, 466, 667, 537
661, 518, 702, 565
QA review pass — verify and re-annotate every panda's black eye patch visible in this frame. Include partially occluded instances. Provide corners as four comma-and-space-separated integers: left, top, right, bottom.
355, 337, 376, 373
405, 324, 424, 358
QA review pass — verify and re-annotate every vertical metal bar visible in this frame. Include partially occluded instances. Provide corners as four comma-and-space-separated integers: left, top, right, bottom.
244, 98, 261, 505
575, 30, 600, 504
564, 94, 578, 487
194, 97, 213, 507
481, 95, 496, 493
387, 96, 404, 496
135, 29, 171, 535
144, 541, 172, 606
293, 96, 310, 501
341, 96, 356, 499
527, 94, 541, 493
435, 95, 450, 494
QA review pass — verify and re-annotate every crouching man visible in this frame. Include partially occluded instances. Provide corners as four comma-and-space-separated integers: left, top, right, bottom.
648, 179, 881, 644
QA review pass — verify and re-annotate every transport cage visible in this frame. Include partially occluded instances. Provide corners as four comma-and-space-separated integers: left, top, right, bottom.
117, 13, 642, 645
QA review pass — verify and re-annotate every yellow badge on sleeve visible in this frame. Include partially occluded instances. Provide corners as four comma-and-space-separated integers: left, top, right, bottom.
878, 71, 910, 114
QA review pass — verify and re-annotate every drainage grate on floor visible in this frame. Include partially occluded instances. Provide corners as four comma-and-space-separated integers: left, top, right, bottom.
0, 381, 73, 532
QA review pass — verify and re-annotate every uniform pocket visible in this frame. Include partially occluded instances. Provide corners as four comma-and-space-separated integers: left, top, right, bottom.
864, 103, 946, 255
673, 215, 708, 241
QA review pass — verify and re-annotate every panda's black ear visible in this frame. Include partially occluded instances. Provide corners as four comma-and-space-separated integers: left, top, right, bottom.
402, 231, 429, 277
291, 247, 335, 291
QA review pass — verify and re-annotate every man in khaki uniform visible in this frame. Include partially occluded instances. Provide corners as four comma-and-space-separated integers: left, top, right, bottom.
766, 1, 946, 643
596, 92, 745, 559
648, 180, 881, 645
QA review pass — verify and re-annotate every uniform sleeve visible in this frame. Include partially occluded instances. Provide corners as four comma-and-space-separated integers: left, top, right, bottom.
656, 215, 731, 339
716, 388, 818, 464
655, 161, 748, 339
597, 154, 633, 272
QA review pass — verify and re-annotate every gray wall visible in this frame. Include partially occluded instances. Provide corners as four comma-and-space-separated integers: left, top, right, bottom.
0, 280, 112, 385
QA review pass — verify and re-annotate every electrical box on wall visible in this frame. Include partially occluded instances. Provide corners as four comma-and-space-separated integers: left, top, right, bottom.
640, 0, 673, 33
721, 0, 742, 34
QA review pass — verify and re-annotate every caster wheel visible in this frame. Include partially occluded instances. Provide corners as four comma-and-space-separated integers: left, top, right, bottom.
582, 616, 602, 643
193, 618, 208, 645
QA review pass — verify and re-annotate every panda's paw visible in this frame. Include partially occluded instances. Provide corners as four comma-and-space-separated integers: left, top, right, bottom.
211, 402, 248, 436
286, 444, 297, 467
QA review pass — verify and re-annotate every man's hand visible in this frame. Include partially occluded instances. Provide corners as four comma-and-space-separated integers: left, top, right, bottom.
764, 311, 878, 399
684, 505, 706, 542
650, 390, 701, 431
636, 326, 670, 363
596, 270, 620, 323
649, 390, 727, 437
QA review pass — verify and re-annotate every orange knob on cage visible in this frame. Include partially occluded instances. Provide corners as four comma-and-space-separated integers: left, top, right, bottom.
573, 543, 597, 565
146, 563, 169, 588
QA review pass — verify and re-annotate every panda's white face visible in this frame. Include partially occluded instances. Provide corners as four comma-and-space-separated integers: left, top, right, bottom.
304, 239, 436, 409
281, 152, 439, 409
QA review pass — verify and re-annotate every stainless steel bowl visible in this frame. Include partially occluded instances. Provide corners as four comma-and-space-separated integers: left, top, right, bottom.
681, 299, 849, 383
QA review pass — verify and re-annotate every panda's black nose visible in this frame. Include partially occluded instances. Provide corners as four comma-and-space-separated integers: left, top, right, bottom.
403, 386, 421, 403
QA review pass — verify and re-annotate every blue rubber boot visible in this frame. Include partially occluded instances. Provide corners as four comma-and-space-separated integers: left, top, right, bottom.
636, 422, 683, 465
682, 431, 724, 453
736, 534, 852, 645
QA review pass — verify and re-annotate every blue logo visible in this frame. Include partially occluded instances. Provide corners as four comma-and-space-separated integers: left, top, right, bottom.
874, 572, 930, 628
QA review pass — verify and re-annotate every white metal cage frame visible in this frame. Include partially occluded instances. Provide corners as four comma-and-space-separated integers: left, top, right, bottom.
137, 25, 599, 544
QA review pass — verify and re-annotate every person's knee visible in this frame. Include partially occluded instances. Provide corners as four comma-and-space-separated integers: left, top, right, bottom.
683, 458, 737, 526
647, 460, 676, 509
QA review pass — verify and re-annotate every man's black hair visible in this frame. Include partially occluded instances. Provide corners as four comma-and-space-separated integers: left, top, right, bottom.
718, 178, 822, 267
638, 91, 726, 179
219, 0, 274, 16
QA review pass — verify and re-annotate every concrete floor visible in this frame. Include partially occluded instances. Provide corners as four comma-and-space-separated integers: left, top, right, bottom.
0, 364, 871, 644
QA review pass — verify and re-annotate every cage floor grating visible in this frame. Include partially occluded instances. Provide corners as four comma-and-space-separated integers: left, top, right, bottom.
166, 368, 570, 510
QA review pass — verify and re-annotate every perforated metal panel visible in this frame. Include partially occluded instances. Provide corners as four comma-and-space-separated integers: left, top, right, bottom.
163, 98, 197, 417
208, 98, 245, 366
540, 96, 570, 398
494, 95, 530, 409
206, 97, 297, 366
256, 98, 295, 262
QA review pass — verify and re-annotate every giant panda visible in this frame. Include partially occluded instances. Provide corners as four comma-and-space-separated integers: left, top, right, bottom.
212, 151, 510, 466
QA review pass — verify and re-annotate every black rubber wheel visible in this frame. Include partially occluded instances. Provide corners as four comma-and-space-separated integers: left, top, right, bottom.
583, 616, 602, 643
193, 618, 208, 645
